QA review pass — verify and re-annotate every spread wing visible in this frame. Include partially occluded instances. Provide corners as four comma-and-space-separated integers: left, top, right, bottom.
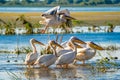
45, 6, 60, 15
42, 6, 60, 18
41, 6, 60, 21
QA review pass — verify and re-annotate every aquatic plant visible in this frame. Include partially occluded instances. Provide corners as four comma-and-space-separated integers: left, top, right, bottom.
21, 46, 32, 54
95, 52, 119, 72
107, 23, 116, 32
7, 71, 22, 80
0, 19, 15, 35
72, 20, 84, 26
16, 15, 34, 34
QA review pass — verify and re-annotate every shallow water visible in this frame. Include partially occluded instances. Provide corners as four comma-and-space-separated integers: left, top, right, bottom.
0, 50, 120, 80
0, 33, 120, 80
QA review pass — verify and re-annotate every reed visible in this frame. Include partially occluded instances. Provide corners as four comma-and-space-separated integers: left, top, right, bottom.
7, 71, 22, 80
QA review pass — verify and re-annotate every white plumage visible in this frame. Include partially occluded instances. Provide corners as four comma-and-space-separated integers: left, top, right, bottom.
40, 6, 75, 33
55, 38, 78, 68
75, 41, 104, 64
24, 38, 45, 66
34, 40, 63, 67
56, 36, 86, 57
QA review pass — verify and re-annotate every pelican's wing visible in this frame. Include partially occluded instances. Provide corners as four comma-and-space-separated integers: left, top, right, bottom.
89, 42, 104, 50
58, 9, 76, 20
58, 9, 70, 16
45, 6, 60, 15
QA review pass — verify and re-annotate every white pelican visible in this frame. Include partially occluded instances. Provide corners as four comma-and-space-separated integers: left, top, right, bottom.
75, 41, 104, 64
40, 6, 75, 33
34, 40, 63, 67
24, 38, 45, 66
55, 39, 78, 68
56, 36, 86, 57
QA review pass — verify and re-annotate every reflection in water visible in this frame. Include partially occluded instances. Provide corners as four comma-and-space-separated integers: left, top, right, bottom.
0, 49, 120, 80
54, 68, 77, 80
24, 65, 95, 80
24, 67, 56, 80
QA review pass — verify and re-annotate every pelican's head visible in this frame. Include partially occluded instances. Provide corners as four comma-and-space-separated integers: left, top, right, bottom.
30, 38, 45, 46
41, 13, 53, 19
87, 42, 104, 50
67, 41, 83, 49
49, 40, 64, 49
70, 36, 86, 44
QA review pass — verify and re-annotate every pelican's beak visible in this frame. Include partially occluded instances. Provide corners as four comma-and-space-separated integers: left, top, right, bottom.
65, 15, 76, 20
88, 42, 104, 50
33, 39, 45, 46
75, 43, 83, 48
46, 45, 51, 51
70, 36, 86, 44
51, 41, 64, 49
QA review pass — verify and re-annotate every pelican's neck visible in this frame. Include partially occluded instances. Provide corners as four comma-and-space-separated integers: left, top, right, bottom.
30, 41, 37, 54
70, 41, 77, 54
50, 44, 57, 57
87, 43, 97, 55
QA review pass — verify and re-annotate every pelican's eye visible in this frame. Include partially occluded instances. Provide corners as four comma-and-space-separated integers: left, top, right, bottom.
42, 14, 44, 16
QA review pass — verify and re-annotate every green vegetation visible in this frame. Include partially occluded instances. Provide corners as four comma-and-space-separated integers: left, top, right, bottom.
94, 52, 119, 72
0, 12, 120, 35
0, 0, 120, 7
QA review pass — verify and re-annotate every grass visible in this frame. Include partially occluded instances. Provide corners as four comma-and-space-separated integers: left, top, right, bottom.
0, 12, 120, 26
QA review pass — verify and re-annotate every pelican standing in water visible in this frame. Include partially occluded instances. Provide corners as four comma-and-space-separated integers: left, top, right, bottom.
75, 41, 104, 64
24, 38, 45, 67
40, 6, 75, 33
56, 36, 86, 57
34, 40, 63, 67
55, 38, 78, 68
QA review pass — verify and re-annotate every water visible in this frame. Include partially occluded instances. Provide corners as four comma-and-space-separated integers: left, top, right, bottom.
0, 33, 120, 80
0, 7, 120, 12
0, 32, 120, 50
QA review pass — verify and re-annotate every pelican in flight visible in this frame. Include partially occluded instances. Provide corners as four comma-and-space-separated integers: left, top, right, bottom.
39, 6, 75, 33
55, 38, 78, 68
34, 40, 63, 67
24, 38, 45, 66
75, 41, 104, 64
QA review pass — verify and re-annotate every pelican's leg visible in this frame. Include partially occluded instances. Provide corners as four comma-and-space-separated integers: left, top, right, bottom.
62, 65, 65, 68
28, 65, 31, 68
73, 60, 77, 64
41, 25, 49, 33
44, 66, 49, 70
82, 60, 85, 65
62, 64, 68, 68
56, 65, 61, 68
65, 64, 69, 69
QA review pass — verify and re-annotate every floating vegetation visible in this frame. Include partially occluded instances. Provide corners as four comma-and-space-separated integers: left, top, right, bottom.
93, 52, 119, 72
20, 46, 32, 54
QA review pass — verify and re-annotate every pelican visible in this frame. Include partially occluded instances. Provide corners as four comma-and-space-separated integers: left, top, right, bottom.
55, 38, 78, 68
40, 6, 75, 33
24, 38, 45, 66
75, 41, 104, 64
34, 40, 63, 67
56, 36, 86, 57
